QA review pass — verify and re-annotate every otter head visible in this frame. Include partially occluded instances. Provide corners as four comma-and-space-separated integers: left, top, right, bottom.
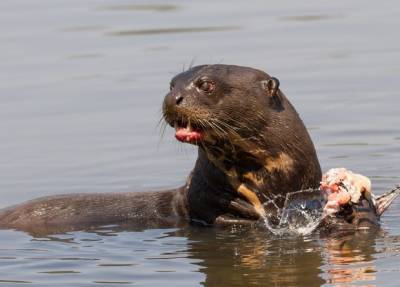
162, 64, 282, 148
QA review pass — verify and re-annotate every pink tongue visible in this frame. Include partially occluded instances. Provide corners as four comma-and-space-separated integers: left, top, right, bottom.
175, 127, 203, 143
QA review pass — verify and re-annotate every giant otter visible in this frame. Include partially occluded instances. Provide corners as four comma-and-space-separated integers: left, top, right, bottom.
0, 64, 324, 234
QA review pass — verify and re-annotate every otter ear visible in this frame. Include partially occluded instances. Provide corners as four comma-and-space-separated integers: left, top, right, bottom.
260, 77, 280, 97
261, 77, 283, 111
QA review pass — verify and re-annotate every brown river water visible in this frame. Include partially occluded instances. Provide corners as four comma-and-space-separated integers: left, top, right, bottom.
0, 0, 399, 286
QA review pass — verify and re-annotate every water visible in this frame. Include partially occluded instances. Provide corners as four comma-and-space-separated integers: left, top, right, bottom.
264, 189, 327, 236
0, 0, 399, 286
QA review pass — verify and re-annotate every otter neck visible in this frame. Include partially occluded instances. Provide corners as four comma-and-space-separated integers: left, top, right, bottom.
197, 129, 315, 215
200, 134, 296, 182
198, 141, 286, 218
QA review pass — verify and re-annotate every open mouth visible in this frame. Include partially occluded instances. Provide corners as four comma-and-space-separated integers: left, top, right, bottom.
174, 119, 204, 144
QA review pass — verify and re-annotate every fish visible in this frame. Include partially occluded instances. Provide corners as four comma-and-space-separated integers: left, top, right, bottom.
268, 168, 400, 234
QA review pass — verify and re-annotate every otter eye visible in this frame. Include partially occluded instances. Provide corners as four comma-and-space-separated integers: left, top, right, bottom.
169, 82, 174, 91
198, 80, 215, 93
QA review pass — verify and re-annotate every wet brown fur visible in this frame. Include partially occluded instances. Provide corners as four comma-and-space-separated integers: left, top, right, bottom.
0, 64, 322, 233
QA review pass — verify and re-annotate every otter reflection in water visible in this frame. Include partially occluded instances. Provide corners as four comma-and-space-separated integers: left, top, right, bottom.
0, 64, 396, 234
175, 227, 381, 287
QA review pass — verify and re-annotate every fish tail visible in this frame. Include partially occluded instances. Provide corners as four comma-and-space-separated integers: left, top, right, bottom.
374, 186, 400, 216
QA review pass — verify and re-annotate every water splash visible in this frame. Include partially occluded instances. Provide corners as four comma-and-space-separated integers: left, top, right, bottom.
262, 189, 327, 236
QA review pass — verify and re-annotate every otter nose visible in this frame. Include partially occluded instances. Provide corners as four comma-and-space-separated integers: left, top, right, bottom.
163, 91, 184, 109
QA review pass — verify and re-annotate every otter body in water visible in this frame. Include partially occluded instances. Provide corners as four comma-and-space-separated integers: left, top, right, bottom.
0, 65, 324, 233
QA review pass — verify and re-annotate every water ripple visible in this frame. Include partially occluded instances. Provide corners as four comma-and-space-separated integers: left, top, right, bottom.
100, 4, 180, 12
107, 26, 240, 37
